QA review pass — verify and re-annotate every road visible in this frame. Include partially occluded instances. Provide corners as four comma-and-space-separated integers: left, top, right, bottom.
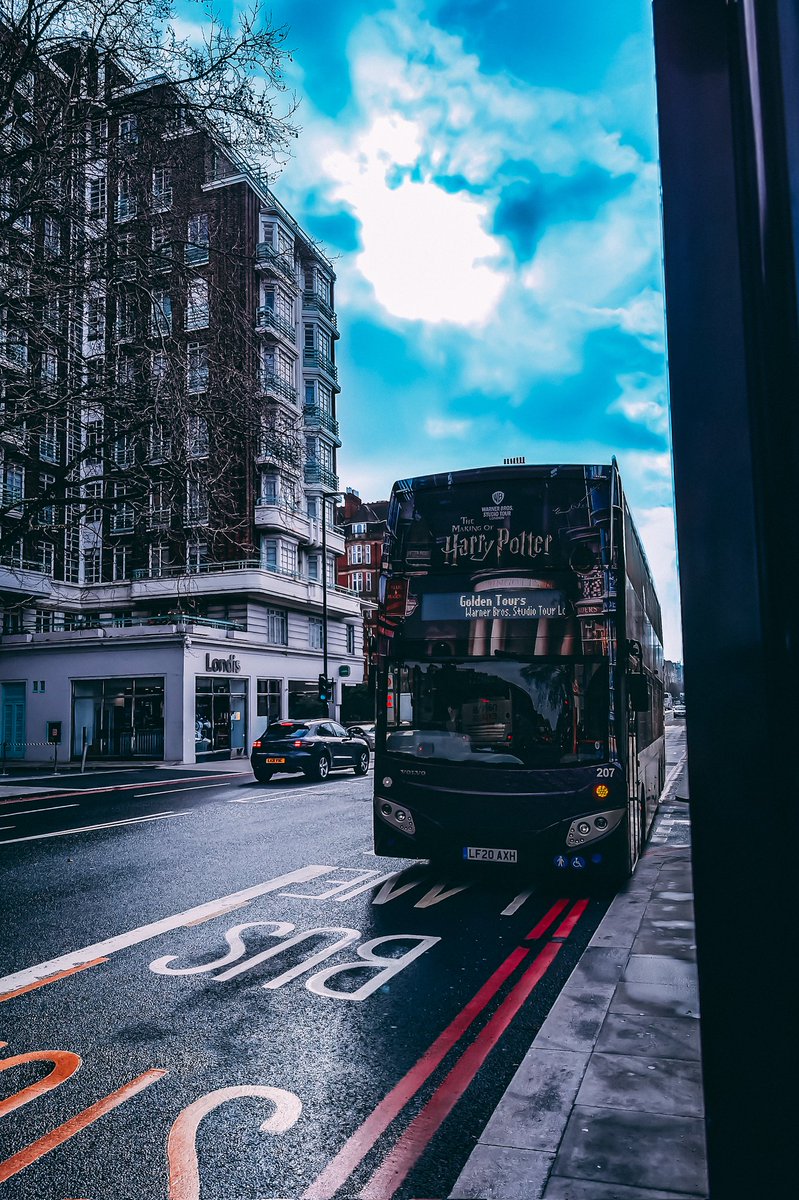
0, 733, 684, 1199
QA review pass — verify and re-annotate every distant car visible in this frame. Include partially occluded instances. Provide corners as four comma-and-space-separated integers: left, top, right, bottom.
346, 723, 375, 750
672, 703, 687, 718
250, 719, 370, 782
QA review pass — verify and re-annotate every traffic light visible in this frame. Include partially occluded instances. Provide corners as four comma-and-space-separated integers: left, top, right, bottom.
317, 674, 333, 703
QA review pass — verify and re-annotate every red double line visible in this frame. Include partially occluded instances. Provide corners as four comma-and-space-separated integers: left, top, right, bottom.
302, 897, 587, 1200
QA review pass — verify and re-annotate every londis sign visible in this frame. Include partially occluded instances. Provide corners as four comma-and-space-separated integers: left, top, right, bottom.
205, 653, 241, 674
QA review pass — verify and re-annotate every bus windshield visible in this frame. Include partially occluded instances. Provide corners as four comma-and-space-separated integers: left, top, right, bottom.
385, 659, 609, 769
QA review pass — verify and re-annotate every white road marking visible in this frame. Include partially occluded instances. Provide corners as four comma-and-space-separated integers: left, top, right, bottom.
136, 783, 228, 797
0, 804, 79, 817
0, 865, 334, 995
0, 811, 187, 846
501, 888, 535, 917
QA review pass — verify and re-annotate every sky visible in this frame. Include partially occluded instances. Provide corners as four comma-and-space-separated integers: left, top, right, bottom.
187, 0, 681, 658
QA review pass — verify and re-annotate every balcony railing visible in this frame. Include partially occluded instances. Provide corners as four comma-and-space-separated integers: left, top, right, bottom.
255, 243, 298, 284
149, 251, 172, 274
303, 404, 340, 440
256, 307, 296, 341
260, 371, 297, 404
303, 349, 338, 384
132, 558, 260, 580
302, 291, 338, 330
1, 489, 24, 515
304, 461, 339, 491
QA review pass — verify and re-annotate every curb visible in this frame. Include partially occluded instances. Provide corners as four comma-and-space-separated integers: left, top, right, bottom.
450, 748, 692, 1200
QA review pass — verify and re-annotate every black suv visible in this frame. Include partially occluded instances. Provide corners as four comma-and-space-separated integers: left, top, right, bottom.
251, 720, 370, 783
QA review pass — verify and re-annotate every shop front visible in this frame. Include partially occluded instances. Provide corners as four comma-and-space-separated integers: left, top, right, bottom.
71, 678, 165, 759
195, 675, 248, 760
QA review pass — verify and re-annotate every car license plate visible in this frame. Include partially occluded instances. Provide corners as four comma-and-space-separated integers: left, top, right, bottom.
265, 757, 285, 764
463, 846, 518, 863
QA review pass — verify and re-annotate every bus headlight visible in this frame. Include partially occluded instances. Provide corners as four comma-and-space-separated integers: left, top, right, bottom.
565, 809, 624, 848
376, 797, 416, 836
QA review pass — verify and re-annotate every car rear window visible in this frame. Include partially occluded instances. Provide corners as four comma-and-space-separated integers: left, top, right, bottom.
265, 722, 310, 739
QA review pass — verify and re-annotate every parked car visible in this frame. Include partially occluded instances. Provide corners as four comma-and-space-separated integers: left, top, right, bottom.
346, 722, 376, 750
672, 703, 687, 719
251, 719, 370, 782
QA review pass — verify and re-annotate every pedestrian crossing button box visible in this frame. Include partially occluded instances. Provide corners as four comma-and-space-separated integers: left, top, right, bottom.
47, 721, 62, 745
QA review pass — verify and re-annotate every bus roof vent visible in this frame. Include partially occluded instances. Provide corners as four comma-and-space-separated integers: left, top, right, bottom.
503, 456, 526, 465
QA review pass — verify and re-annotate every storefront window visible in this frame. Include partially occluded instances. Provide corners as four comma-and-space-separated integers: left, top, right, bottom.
256, 678, 282, 722
195, 676, 247, 759
71, 677, 164, 759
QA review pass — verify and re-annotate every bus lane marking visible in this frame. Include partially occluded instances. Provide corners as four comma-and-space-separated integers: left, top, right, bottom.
0, 865, 334, 997
300, 898, 581, 1200
148, 920, 440, 1001
167, 1085, 301, 1200
0, 1068, 167, 1185
0, 1050, 82, 1118
0, 958, 108, 1004
0, 804, 79, 818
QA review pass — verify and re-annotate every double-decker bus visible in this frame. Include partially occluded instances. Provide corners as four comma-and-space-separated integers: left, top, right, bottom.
372, 462, 664, 882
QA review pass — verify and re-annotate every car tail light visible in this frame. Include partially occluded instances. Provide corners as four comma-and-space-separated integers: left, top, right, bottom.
293, 739, 303, 748
252, 740, 262, 749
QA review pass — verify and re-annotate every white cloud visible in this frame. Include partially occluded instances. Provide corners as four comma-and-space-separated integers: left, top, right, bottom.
608, 373, 669, 437
425, 416, 472, 439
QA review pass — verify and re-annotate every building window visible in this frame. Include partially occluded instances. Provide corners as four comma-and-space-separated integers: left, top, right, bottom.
187, 343, 208, 393
151, 290, 172, 336
262, 537, 277, 570
84, 547, 102, 584
2, 463, 24, 509
185, 278, 209, 330
39, 473, 56, 526
85, 480, 103, 523
149, 423, 171, 463
86, 297, 105, 345
149, 542, 169, 577
89, 118, 108, 150
186, 541, 207, 573
309, 617, 323, 649
347, 624, 356, 655
185, 479, 208, 524
350, 543, 371, 565
87, 176, 106, 219
280, 541, 297, 576
265, 607, 288, 646
44, 216, 60, 257
112, 544, 129, 580
115, 174, 136, 220
188, 414, 209, 458
307, 553, 319, 581
118, 114, 138, 143
186, 213, 209, 264
256, 678, 282, 721
38, 541, 55, 575
85, 419, 103, 463
351, 522, 366, 535
152, 167, 172, 212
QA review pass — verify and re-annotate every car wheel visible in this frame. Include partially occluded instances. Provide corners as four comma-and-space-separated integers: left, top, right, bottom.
253, 767, 273, 784
312, 753, 331, 781
354, 750, 370, 775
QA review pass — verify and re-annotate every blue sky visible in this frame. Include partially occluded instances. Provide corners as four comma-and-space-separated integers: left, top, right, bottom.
182, 1, 680, 656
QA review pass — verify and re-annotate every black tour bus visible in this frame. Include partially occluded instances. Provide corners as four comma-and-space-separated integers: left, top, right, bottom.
372, 462, 664, 882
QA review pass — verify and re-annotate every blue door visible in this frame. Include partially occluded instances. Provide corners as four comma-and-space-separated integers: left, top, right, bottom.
1, 683, 26, 759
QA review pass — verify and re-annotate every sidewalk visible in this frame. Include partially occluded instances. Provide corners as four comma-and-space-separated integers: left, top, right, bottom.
450, 743, 707, 1199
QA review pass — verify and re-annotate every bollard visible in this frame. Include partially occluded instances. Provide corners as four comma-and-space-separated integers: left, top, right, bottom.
1, 740, 7, 777
81, 727, 88, 773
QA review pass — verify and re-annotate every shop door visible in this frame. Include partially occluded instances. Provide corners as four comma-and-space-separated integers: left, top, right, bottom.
1, 683, 26, 759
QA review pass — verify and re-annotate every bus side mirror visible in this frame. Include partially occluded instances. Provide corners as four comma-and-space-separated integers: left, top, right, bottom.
628, 675, 649, 712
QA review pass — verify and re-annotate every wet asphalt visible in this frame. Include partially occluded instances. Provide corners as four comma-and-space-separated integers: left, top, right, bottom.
0, 765, 613, 1199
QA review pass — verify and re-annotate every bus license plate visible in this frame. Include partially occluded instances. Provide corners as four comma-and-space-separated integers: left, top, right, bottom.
464, 846, 518, 864
265, 757, 286, 764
